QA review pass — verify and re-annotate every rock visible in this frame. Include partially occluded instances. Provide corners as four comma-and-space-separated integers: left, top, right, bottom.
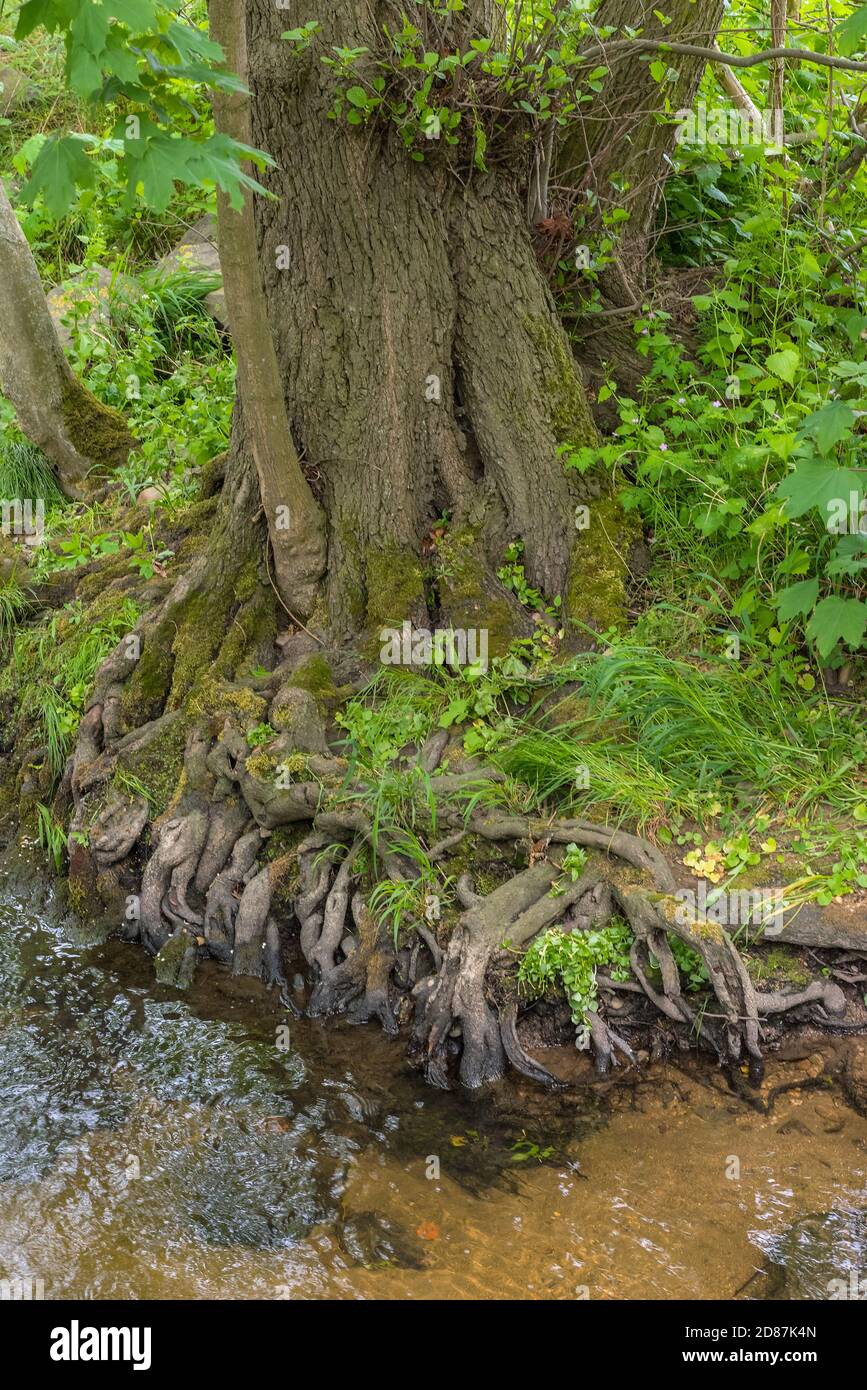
47, 265, 142, 351
156, 215, 227, 327
269, 684, 328, 752
154, 927, 198, 989
0, 66, 39, 115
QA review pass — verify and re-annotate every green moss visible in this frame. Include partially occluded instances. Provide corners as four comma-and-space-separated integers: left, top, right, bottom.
121, 634, 174, 727
187, 676, 267, 724
523, 314, 596, 446
76, 554, 136, 602
365, 545, 426, 635
744, 947, 811, 988
244, 749, 278, 782
61, 377, 131, 470
115, 711, 187, 818
566, 493, 640, 638
289, 654, 340, 708
434, 527, 517, 657
216, 588, 277, 673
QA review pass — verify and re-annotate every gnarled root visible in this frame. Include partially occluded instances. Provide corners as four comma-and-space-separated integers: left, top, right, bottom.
412, 862, 603, 1089
308, 894, 398, 1033
615, 885, 764, 1078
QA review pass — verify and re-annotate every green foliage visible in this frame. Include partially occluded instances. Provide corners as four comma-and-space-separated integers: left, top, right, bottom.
517, 920, 633, 1028
246, 722, 277, 748
0, 440, 65, 509
549, 842, 588, 895
5, 595, 141, 777
284, 1, 612, 167
0, 575, 28, 641
35, 800, 66, 871
13, 0, 268, 217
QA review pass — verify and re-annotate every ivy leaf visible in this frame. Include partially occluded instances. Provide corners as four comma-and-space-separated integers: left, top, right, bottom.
766, 347, 799, 384
806, 597, 867, 658
775, 461, 863, 518
799, 400, 855, 455
775, 578, 819, 622
22, 135, 95, 216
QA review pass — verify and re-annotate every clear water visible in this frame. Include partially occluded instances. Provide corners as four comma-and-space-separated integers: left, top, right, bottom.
0, 875, 864, 1300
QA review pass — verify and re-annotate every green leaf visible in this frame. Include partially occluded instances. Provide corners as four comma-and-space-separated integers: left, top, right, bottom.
22, 135, 95, 217
12, 131, 46, 175
775, 578, 819, 622
345, 85, 371, 108
839, 4, 867, 56
775, 461, 863, 519
766, 347, 799, 384
806, 597, 867, 658
799, 401, 855, 455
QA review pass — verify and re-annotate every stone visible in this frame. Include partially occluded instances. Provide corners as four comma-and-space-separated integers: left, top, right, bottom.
154, 928, 198, 989
156, 215, 227, 327
0, 66, 39, 115
47, 265, 142, 351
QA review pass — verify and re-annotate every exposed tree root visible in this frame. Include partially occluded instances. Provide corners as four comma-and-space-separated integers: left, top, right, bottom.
61, 602, 863, 1092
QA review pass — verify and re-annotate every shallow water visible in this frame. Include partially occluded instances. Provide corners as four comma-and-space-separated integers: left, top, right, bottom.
0, 880, 864, 1300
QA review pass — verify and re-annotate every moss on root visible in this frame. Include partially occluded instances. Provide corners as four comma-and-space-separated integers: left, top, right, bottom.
364, 545, 427, 643
566, 493, 641, 639
523, 314, 596, 446
434, 527, 518, 657
61, 376, 133, 470
115, 712, 188, 819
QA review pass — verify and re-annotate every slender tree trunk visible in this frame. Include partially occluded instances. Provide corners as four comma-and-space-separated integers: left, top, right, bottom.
209, 0, 326, 620
561, 0, 725, 298
0, 182, 133, 496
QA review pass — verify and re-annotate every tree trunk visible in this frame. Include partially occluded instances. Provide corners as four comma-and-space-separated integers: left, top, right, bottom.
562, 0, 726, 299
0, 182, 133, 496
242, 0, 624, 647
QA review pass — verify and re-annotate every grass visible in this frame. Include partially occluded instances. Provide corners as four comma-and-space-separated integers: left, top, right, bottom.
0, 440, 66, 509
0, 576, 28, 640
4, 596, 142, 777
569, 643, 866, 816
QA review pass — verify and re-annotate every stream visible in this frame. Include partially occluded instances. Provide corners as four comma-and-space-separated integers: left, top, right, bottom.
0, 871, 864, 1301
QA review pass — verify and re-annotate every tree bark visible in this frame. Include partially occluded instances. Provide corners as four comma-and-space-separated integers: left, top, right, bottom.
242, 0, 616, 645
209, 0, 326, 620
561, 0, 726, 299
0, 182, 133, 497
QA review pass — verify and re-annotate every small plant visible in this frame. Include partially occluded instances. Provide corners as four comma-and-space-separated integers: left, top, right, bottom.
517, 920, 633, 1027
246, 722, 277, 747
550, 842, 588, 895
36, 801, 66, 872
